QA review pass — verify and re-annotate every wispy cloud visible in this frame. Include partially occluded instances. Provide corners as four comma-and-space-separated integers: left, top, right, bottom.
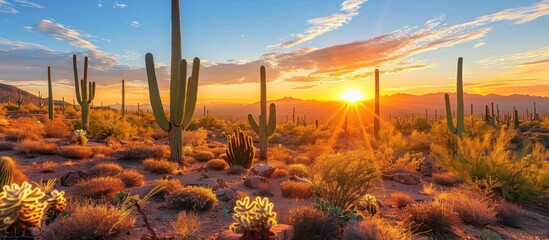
113, 1, 126, 9
268, 0, 367, 50
477, 45, 549, 67
13, 0, 42, 9
473, 42, 485, 48
130, 20, 141, 28
0, 0, 42, 13
97, 0, 102, 8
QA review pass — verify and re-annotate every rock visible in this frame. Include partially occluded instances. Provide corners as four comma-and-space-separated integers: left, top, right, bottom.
216, 224, 294, 240
60, 170, 89, 186
244, 176, 270, 190
251, 164, 276, 177
391, 173, 420, 185
217, 178, 229, 189
288, 175, 309, 183
216, 188, 234, 202
200, 173, 210, 179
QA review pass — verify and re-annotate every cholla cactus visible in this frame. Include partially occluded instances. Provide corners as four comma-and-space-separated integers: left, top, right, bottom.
230, 196, 277, 237
74, 129, 88, 145
357, 194, 379, 216
46, 190, 67, 220
0, 182, 49, 232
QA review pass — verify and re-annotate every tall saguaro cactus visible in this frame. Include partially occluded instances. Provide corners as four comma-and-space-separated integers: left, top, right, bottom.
444, 57, 465, 137
121, 79, 126, 117
17, 90, 22, 110
374, 69, 380, 139
72, 55, 96, 131
145, 0, 200, 165
248, 66, 276, 161
47, 67, 54, 120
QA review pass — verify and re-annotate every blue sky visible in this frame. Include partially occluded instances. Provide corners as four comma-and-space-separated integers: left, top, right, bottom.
1, 0, 548, 104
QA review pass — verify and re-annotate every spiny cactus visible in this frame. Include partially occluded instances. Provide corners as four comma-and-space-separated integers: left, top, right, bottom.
225, 128, 254, 169
248, 66, 276, 161
230, 196, 277, 238
121, 79, 126, 117
513, 108, 519, 128
0, 156, 16, 188
0, 182, 49, 233
444, 57, 465, 137
357, 194, 379, 216
16, 90, 22, 110
72, 55, 96, 131
145, 0, 200, 166
484, 104, 495, 126
38, 91, 43, 109
374, 69, 380, 139
47, 67, 54, 120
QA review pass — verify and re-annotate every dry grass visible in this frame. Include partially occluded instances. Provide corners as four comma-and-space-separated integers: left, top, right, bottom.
280, 181, 314, 199
167, 186, 218, 212
92, 145, 113, 157
436, 188, 497, 227
4, 128, 38, 141
288, 164, 309, 178
143, 158, 178, 174
115, 143, 169, 160
211, 146, 226, 156
390, 192, 415, 209
88, 162, 124, 177
44, 118, 72, 138
118, 170, 145, 188
268, 146, 293, 163
171, 211, 200, 239
40, 161, 58, 173
192, 150, 215, 162
58, 145, 94, 159
43, 200, 135, 239
271, 168, 288, 178
421, 182, 436, 196
70, 177, 125, 199
155, 179, 185, 197
495, 198, 524, 227
0, 141, 15, 151
404, 202, 459, 235
205, 158, 228, 170
15, 139, 57, 156
345, 217, 412, 240
432, 173, 459, 186
286, 206, 339, 240
6, 117, 44, 140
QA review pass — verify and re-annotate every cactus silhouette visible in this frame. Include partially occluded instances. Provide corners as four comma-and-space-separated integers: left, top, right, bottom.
72, 55, 96, 131
121, 79, 126, 117
16, 90, 22, 110
47, 67, 54, 121
444, 57, 465, 137
226, 128, 254, 169
145, 0, 200, 166
248, 66, 276, 161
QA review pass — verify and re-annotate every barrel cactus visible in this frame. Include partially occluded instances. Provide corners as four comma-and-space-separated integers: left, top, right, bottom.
225, 128, 255, 169
0, 156, 16, 188
230, 196, 277, 238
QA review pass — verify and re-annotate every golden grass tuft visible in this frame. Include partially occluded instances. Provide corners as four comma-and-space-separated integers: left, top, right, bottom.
143, 158, 178, 174
192, 150, 215, 162
205, 158, 228, 170
288, 164, 309, 178
70, 177, 125, 199
171, 211, 200, 239
436, 188, 497, 227
58, 145, 94, 159
390, 192, 415, 209
88, 162, 124, 177
404, 202, 459, 235
280, 181, 314, 199
117, 169, 145, 188
167, 186, 218, 212
155, 179, 184, 197
15, 139, 57, 156
271, 168, 288, 178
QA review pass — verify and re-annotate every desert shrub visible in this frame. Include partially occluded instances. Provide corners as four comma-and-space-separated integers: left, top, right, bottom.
6, 117, 43, 140
268, 145, 293, 163
115, 143, 169, 160
436, 188, 497, 227
117, 170, 145, 188
298, 139, 332, 162
375, 148, 424, 172
92, 145, 113, 157
0, 141, 15, 151
70, 177, 125, 199
89, 110, 138, 140
43, 200, 135, 239
286, 206, 340, 240
171, 211, 200, 239
88, 162, 124, 177
143, 158, 178, 174
280, 181, 313, 199
167, 186, 218, 212
15, 139, 57, 156
40, 161, 57, 173
155, 179, 184, 197
409, 130, 431, 152
413, 118, 431, 132
192, 150, 214, 162
404, 202, 458, 235
294, 128, 331, 146
205, 158, 228, 170
287, 164, 309, 177
57, 145, 94, 159
432, 172, 459, 186
390, 192, 415, 209
345, 217, 411, 240
183, 128, 208, 146
311, 151, 380, 209
4, 129, 36, 141
494, 198, 523, 227
271, 168, 288, 178
43, 118, 72, 138
432, 128, 549, 201
211, 146, 226, 156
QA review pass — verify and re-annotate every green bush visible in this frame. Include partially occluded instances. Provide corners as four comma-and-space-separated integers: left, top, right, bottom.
89, 110, 138, 140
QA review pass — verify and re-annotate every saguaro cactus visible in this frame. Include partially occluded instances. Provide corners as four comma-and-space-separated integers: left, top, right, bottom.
121, 79, 126, 117
374, 69, 380, 139
248, 66, 276, 161
444, 57, 465, 137
38, 91, 43, 109
72, 55, 96, 131
47, 67, 54, 120
513, 109, 519, 128
16, 90, 22, 110
145, 0, 200, 165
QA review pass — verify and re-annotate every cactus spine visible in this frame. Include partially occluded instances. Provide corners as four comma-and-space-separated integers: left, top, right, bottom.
374, 69, 380, 139
225, 128, 255, 169
0, 157, 15, 188
72, 55, 96, 131
247, 66, 276, 161
47, 67, 54, 120
121, 79, 126, 117
145, 0, 200, 165
444, 57, 465, 137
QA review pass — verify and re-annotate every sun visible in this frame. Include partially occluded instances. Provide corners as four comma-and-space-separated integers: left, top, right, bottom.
340, 88, 365, 103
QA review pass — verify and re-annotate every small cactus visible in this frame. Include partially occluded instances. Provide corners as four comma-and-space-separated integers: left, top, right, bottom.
230, 196, 277, 238
357, 194, 379, 216
0, 156, 16, 188
74, 129, 88, 145
247, 66, 276, 161
445, 57, 465, 137
0, 182, 49, 233
225, 128, 255, 169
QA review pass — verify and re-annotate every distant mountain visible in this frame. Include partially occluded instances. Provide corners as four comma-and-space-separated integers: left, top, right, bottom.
0, 83, 67, 107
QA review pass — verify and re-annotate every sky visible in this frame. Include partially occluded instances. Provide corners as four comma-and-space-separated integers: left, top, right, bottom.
0, 0, 548, 105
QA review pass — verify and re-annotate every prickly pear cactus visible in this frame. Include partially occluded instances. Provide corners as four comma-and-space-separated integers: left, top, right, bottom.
229, 196, 277, 237
0, 156, 16, 188
0, 182, 49, 232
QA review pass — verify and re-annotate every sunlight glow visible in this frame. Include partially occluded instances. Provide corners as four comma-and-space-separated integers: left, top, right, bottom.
340, 88, 365, 103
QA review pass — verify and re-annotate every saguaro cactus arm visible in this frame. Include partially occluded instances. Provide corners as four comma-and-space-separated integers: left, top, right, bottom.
444, 57, 464, 137
266, 103, 277, 135
145, 53, 170, 132
181, 58, 200, 128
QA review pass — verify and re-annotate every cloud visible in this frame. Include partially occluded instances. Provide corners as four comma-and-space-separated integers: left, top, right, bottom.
113, 1, 126, 9
477, 45, 549, 67
0, 0, 41, 13
291, 84, 318, 90
97, 0, 102, 8
473, 42, 485, 48
268, 0, 367, 50
130, 20, 141, 28
517, 59, 549, 66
